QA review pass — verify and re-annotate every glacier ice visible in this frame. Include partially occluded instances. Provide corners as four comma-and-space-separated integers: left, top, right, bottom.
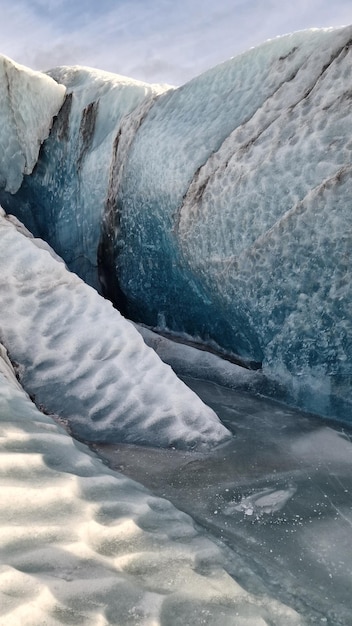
1, 27, 352, 422
0, 348, 303, 625
1, 28, 352, 625
0, 65, 170, 291
0, 210, 229, 448
0, 55, 65, 193
101, 376, 352, 625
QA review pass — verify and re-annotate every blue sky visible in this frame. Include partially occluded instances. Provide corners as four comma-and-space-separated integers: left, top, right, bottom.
1, 0, 352, 84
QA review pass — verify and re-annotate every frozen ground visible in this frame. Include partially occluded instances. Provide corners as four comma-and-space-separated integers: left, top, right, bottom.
94, 376, 352, 626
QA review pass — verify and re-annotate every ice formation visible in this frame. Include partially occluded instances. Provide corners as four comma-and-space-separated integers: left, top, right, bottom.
0, 65, 170, 290
1, 27, 351, 422
0, 55, 65, 193
0, 26, 352, 626
0, 209, 229, 448
0, 347, 303, 625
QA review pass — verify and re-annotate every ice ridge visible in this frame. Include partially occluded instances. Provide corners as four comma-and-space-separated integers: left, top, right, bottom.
0, 210, 229, 448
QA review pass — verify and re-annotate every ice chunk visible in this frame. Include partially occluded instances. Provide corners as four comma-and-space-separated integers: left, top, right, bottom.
0, 65, 170, 290
1, 27, 352, 422
0, 55, 65, 193
0, 213, 229, 448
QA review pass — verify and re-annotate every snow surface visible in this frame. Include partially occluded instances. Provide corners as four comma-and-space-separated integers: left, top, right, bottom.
0, 349, 303, 626
0, 55, 65, 193
0, 209, 229, 448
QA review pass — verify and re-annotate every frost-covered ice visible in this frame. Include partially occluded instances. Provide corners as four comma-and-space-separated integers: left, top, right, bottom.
0, 348, 304, 626
0, 210, 229, 448
0, 55, 65, 193
1, 27, 352, 421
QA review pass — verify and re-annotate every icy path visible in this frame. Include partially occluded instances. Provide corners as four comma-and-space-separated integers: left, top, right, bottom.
0, 351, 303, 625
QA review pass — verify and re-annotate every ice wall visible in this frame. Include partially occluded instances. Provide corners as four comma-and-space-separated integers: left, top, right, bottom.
1, 27, 352, 421
0, 209, 229, 448
0, 65, 170, 290
0, 55, 65, 193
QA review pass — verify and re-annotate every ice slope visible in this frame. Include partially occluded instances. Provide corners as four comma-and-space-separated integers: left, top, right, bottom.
1, 27, 352, 421
0, 209, 229, 448
0, 55, 65, 193
0, 349, 303, 626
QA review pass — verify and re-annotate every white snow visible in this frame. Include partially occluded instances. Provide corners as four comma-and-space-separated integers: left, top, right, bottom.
0, 55, 66, 193
0, 210, 229, 448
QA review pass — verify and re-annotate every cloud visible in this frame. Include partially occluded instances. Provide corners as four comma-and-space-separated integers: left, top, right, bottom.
0, 0, 351, 85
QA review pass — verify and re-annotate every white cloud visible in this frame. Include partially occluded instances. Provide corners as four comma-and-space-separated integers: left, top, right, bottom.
0, 0, 351, 84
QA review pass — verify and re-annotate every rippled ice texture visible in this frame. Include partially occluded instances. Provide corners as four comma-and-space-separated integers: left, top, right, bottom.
117, 26, 352, 421
1, 27, 352, 422
0, 210, 228, 448
0, 348, 303, 626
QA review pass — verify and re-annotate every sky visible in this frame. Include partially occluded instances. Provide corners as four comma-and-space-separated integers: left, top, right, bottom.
1, 0, 352, 85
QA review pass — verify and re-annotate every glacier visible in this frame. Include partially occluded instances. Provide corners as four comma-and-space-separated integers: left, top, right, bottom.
1, 25, 352, 626
1, 27, 352, 422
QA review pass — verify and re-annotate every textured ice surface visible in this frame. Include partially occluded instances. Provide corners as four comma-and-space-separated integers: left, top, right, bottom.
0, 211, 229, 448
0, 65, 170, 290
1, 27, 352, 421
0, 352, 303, 625
0, 55, 65, 193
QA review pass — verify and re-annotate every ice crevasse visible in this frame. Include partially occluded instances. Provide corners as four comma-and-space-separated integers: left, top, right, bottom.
0, 27, 352, 424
